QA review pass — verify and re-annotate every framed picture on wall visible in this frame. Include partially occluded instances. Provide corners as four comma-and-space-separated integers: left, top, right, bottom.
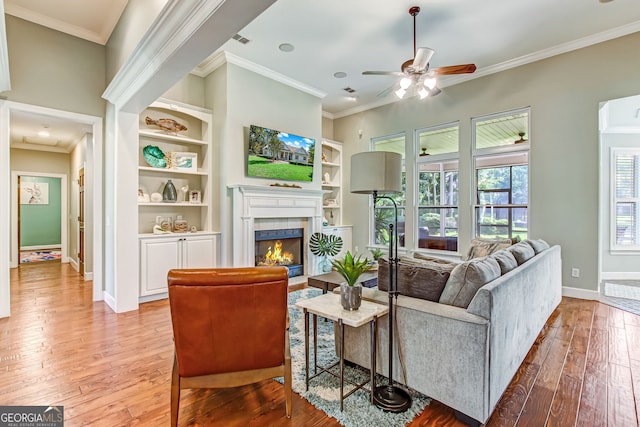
20, 182, 49, 205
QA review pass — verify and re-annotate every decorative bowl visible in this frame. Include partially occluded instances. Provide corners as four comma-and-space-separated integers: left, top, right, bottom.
143, 145, 166, 168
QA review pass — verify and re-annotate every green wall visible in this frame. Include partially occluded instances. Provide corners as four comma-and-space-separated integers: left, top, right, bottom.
20, 176, 61, 248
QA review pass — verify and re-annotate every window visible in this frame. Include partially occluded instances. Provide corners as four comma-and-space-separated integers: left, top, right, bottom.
612, 149, 640, 250
473, 109, 529, 241
372, 133, 405, 247
416, 123, 459, 251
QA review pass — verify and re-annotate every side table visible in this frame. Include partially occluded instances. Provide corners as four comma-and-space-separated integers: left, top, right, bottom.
295, 292, 388, 410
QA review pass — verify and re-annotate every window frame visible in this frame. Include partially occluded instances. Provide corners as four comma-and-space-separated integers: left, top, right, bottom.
415, 122, 460, 252
370, 132, 406, 249
610, 147, 640, 252
472, 107, 531, 241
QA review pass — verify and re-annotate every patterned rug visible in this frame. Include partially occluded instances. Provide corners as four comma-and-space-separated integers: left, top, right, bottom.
20, 250, 62, 263
601, 281, 640, 315
281, 287, 430, 427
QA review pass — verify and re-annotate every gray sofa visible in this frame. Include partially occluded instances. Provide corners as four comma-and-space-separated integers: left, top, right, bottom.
337, 243, 562, 425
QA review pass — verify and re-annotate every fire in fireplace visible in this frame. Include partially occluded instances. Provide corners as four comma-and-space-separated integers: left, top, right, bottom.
255, 228, 304, 278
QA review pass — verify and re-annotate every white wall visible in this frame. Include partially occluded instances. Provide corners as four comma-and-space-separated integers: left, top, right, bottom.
334, 31, 640, 293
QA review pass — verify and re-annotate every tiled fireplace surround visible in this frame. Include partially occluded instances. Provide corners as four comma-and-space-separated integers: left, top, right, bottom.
230, 185, 326, 284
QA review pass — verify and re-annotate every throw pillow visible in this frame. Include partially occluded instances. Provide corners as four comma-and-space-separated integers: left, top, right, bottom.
524, 238, 550, 254
464, 238, 512, 260
491, 250, 518, 275
439, 257, 501, 308
378, 257, 455, 302
507, 241, 536, 265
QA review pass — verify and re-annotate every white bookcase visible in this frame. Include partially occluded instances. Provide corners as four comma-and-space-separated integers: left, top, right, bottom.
321, 139, 343, 226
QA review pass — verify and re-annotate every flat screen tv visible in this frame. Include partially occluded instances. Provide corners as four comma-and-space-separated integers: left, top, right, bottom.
247, 124, 316, 182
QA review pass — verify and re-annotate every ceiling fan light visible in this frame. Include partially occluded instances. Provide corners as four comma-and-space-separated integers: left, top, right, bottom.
424, 76, 437, 90
400, 77, 412, 90
395, 88, 407, 99
418, 88, 429, 99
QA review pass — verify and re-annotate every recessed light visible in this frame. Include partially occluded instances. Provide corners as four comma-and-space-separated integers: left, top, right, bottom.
333, 72, 347, 78
278, 43, 294, 52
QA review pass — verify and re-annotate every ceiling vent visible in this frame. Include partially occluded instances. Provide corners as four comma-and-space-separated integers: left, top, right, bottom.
232, 34, 250, 44
343, 87, 356, 94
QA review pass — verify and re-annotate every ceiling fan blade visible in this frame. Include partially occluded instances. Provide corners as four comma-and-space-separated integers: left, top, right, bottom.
432, 64, 477, 75
377, 85, 395, 98
412, 47, 435, 71
430, 87, 442, 97
363, 71, 405, 76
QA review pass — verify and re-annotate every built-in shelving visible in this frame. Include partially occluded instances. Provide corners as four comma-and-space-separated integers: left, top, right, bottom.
321, 139, 343, 226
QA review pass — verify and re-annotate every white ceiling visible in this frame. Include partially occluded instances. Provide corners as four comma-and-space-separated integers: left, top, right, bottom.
5, 0, 640, 150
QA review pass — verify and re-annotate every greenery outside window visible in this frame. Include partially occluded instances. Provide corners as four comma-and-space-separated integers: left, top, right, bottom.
416, 123, 459, 251
473, 109, 530, 241
612, 149, 640, 250
371, 133, 405, 247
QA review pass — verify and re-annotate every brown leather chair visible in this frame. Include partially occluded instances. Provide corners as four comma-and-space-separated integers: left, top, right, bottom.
167, 266, 292, 426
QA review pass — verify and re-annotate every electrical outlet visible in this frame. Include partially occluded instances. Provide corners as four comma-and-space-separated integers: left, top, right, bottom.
571, 268, 580, 278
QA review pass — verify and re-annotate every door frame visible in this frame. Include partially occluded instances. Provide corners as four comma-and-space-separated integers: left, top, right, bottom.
0, 101, 103, 318
12, 172, 68, 264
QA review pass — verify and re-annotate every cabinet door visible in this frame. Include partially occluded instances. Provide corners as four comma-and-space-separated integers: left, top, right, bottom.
323, 226, 352, 259
182, 235, 217, 268
140, 237, 181, 296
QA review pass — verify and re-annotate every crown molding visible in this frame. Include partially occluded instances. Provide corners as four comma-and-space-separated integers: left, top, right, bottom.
193, 51, 327, 99
0, 4, 11, 93
3, 3, 116, 45
330, 20, 640, 120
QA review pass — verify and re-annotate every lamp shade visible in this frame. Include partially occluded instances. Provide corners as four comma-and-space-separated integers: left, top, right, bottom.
350, 151, 402, 194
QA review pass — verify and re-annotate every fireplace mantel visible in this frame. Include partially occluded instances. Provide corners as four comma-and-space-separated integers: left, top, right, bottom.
229, 185, 325, 276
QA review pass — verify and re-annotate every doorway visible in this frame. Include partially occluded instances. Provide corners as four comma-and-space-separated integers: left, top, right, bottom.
0, 101, 104, 318
17, 174, 65, 265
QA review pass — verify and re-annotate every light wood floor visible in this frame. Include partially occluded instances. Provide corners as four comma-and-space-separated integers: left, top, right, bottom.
1, 263, 639, 426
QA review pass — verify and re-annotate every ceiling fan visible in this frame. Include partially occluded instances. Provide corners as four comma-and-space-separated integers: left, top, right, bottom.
363, 6, 477, 99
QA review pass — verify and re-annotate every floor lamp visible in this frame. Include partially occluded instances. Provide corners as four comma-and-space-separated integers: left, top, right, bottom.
350, 151, 412, 413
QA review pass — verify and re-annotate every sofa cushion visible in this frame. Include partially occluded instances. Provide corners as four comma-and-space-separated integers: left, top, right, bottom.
412, 252, 462, 264
490, 250, 518, 275
378, 257, 455, 302
507, 241, 536, 265
439, 257, 501, 308
464, 238, 512, 260
524, 238, 550, 254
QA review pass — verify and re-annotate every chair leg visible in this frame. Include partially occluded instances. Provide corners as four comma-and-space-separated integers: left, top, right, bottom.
284, 334, 292, 418
171, 356, 180, 427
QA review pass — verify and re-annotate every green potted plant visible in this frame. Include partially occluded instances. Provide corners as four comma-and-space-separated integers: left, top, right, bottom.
331, 251, 371, 310
309, 232, 343, 273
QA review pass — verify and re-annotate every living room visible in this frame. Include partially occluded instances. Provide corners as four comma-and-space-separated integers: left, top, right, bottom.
1, 1, 640, 425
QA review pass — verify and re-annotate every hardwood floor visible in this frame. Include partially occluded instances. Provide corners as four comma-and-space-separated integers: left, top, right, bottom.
1, 263, 639, 426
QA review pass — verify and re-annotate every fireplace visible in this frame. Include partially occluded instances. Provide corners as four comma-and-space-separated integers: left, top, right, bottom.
255, 228, 304, 278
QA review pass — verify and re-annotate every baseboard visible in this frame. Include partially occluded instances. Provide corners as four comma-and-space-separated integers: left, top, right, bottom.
84, 272, 93, 281
103, 291, 116, 312
600, 272, 640, 281
69, 258, 79, 272
563, 286, 600, 300
20, 244, 61, 251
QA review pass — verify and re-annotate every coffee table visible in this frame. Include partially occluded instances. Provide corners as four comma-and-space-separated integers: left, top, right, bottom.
295, 292, 388, 411
308, 271, 378, 294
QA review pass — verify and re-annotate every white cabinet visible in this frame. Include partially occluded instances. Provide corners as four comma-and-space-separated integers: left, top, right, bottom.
139, 233, 219, 301
321, 139, 342, 226
322, 225, 352, 260
138, 99, 212, 234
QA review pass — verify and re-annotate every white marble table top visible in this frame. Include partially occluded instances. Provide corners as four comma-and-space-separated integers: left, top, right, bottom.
294, 292, 389, 327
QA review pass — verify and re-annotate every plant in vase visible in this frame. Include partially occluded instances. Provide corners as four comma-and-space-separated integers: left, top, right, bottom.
331, 251, 371, 311
369, 247, 384, 270
309, 232, 343, 273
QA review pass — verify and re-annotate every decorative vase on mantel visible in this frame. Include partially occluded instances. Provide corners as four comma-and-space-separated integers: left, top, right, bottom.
340, 282, 362, 311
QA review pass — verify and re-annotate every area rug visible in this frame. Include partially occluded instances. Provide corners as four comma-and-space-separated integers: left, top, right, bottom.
282, 287, 430, 427
20, 250, 62, 263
